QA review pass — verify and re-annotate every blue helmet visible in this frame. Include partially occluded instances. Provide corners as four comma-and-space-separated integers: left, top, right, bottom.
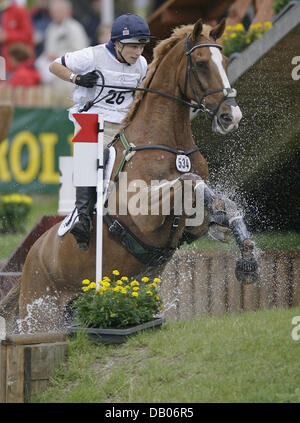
111, 13, 153, 44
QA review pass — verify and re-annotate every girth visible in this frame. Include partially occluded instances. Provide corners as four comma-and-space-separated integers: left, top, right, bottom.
103, 213, 180, 267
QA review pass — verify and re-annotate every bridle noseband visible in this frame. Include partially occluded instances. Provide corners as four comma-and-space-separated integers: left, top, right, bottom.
183, 34, 236, 118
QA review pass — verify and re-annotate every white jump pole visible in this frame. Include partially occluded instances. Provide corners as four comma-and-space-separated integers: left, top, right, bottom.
96, 114, 104, 283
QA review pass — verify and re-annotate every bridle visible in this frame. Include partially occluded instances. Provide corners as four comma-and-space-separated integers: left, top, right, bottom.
183, 34, 237, 118
80, 35, 237, 118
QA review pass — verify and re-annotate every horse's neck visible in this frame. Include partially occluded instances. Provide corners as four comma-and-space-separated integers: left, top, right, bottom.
126, 56, 192, 150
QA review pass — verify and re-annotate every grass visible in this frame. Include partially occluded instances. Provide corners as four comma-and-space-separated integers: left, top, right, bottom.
34, 306, 300, 403
183, 231, 300, 251
0, 194, 58, 263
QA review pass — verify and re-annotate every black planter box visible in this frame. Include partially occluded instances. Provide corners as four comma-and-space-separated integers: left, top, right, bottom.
67, 317, 165, 344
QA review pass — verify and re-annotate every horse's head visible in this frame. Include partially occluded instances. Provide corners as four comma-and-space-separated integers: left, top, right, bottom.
180, 18, 242, 134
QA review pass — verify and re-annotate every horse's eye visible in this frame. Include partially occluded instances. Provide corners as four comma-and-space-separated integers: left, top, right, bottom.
196, 61, 208, 70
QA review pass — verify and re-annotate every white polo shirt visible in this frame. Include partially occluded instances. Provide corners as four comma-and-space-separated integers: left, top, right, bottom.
56, 44, 147, 124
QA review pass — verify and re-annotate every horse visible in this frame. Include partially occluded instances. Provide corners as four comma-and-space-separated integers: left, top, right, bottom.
0, 18, 258, 333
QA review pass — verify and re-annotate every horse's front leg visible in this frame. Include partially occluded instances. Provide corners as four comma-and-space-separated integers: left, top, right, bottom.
194, 181, 259, 284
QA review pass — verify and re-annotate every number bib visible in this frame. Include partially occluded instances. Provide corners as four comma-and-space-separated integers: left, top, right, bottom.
176, 155, 191, 173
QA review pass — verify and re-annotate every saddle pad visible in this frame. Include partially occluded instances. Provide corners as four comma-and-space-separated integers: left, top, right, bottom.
58, 146, 116, 237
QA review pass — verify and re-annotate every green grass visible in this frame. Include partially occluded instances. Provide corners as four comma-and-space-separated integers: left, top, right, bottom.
0, 194, 58, 263
183, 231, 300, 251
34, 306, 300, 403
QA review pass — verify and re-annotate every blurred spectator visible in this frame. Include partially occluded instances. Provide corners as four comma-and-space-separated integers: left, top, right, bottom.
35, 0, 89, 84
0, 0, 34, 73
97, 23, 111, 44
30, 0, 52, 57
73, 0, 101, 46
5, 42, 41, 86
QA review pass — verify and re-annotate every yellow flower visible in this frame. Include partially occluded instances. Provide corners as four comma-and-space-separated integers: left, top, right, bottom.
235, 23, 244, 31
121, 287, 127, 294
131, 280, 139, 286
121, 276, 128, 281
133, 286, 139, 291
103, 276, 111, 282
132, 291, 138, 297
82, 279, 90, 285
153, 278, 161, 283
125, 285, 130, 289
146, 290, 153, 296
102, 281, 110, 288
264, 21, 272, 30
82, 286, 89, 292
230, 33, 237, 38
141, 277, 149, 282
116, 279, 123, 285
89, 282, 96, 289
112, 270, 120, 275
160, 305, 165, 310
155, 295, 160, 301
110, 313, 116, 318
148, 283, 157, 288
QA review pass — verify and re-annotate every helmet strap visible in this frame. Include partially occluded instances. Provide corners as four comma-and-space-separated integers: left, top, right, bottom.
115, 42, 131, 66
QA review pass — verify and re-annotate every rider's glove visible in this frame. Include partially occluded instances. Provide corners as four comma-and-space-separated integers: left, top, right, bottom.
74, 71, 98, 88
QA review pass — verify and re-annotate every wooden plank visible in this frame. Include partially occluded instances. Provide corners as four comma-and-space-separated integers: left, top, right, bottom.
274, 251, 291, 307
257, 251, 276, 309
6, 344, 25, 403
291, 253, 300, 307
0, 343, 7, 403
24, 342, 68, 403
192, 253, 211, 316
177, 251, 196, 320
6, 332, 66, 345
209, 251, 227, 315
226, 251, 242, 314
160, 253, 180, 321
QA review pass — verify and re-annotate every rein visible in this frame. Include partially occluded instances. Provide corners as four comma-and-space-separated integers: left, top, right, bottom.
80, 35, 236, 115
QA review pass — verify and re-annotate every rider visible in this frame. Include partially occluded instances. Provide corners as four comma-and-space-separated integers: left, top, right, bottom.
49, 13, 154, 250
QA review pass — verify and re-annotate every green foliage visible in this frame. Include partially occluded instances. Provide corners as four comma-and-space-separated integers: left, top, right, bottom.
273, 0, 292, 15
222, 22, 272, 58
0, 193, 32, 233
72, 272, 164, 329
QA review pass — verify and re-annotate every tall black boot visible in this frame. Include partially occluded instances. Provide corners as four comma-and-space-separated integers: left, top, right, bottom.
70, 187, 96, 250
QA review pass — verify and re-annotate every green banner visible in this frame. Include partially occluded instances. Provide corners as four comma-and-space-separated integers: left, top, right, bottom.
0, 108, 74, 194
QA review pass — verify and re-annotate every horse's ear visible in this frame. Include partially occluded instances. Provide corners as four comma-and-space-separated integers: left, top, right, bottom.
209, 18, 226, 41
191, 18, 203, 41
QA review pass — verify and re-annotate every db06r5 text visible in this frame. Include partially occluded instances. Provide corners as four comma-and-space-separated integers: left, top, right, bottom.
149, 408, 193, 418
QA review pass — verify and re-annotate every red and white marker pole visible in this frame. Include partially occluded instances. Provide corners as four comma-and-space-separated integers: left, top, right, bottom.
72, 113, 104, 283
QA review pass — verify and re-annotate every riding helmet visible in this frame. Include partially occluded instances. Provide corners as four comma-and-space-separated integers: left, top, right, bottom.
111, 13, 154, 44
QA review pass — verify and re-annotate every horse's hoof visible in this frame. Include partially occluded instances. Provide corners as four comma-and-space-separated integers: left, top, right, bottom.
235, 257, 258, 284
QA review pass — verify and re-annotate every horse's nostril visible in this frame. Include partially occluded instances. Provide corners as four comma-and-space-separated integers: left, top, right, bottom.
219, 113, 233, 129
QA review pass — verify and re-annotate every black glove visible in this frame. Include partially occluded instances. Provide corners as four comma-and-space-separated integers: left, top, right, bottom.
75, 71, 98, 88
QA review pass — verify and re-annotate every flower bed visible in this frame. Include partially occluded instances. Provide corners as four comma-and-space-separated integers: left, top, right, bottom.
222, 22, 272, 58
0, 194, 32, 233
71, 271, 165, 329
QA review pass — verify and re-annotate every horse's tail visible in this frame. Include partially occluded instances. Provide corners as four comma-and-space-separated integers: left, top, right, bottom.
0, 279, 20, 334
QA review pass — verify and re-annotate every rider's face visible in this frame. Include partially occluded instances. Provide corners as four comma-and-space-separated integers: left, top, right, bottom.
116, 43, 145, 64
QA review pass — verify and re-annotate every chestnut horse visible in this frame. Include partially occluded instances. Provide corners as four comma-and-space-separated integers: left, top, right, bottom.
0, 19, 258, 333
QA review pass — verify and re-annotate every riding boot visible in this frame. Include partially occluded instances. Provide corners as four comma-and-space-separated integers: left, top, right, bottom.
70, 187, 97, 250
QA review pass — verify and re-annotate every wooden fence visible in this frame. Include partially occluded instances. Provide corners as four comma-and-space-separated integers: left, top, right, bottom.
0, 332, 67, 403
159, 249, 300, 320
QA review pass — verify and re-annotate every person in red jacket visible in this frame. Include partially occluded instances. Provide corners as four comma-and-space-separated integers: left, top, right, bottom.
0, 0, 34, 73
5, 43, 41, 86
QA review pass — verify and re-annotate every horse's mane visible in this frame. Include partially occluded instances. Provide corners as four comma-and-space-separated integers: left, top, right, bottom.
122, 23, 212, 127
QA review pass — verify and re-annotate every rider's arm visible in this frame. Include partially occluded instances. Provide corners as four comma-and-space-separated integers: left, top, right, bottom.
49, 60, 77, 83
49, 55, 98, 88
